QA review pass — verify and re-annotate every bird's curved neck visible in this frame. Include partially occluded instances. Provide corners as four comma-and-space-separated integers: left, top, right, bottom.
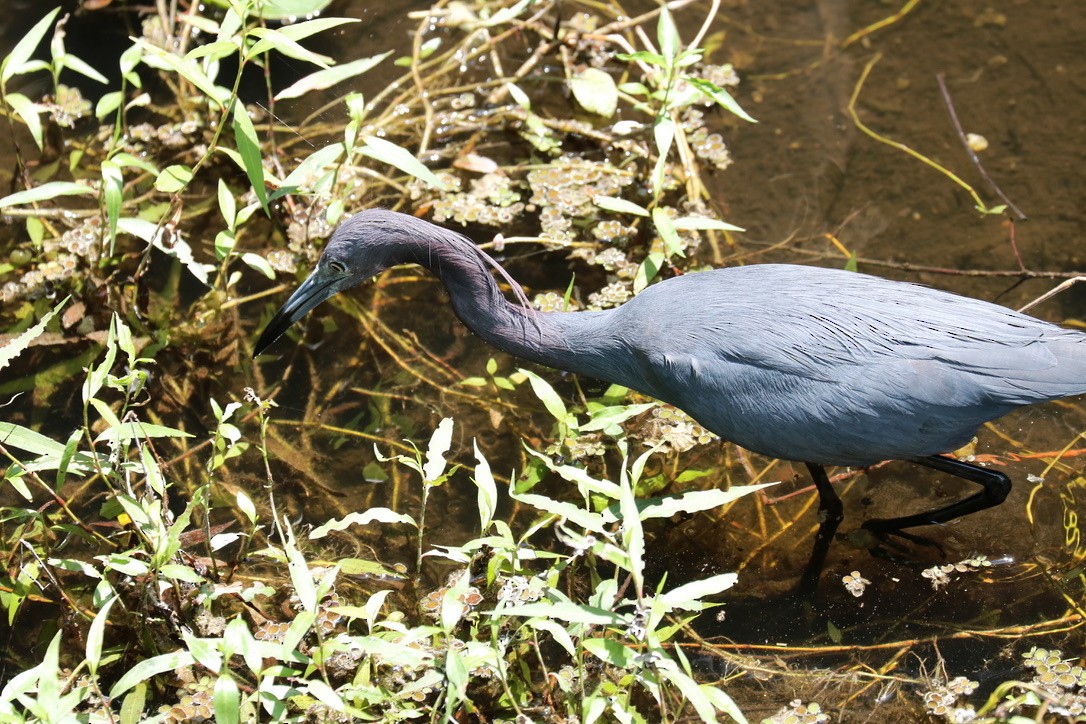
402, 231, 614, 379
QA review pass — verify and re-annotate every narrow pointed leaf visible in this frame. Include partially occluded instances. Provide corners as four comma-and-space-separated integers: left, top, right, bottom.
275, 52, 390, 100
233, 102, 269, 214
0, 182, 94, 208
1, 8, 60, 83
359, 135, 447, 190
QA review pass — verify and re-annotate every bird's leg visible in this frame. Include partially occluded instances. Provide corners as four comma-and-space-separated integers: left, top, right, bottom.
794, 463, 844, 595
861, 455, 1012, 534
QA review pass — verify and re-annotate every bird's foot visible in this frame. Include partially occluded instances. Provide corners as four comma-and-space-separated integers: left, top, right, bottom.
854, 521, 947, 559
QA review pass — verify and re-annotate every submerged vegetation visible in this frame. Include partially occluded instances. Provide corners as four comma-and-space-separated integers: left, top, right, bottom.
0, 0, 1083, 722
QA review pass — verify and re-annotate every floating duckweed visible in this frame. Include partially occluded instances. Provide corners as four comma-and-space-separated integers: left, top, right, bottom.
533, 291, 580, 312
140, 14, 178, 51
921, 555, 993, 589
698, 63, 741, 90
46, 85, 92, 128
690, 128, 734, 170
498, 575, 546, 604
1023, 646, 1086, 705
842, 570, 870, 597
193, 608, 226, 636
592, 247, 637, 277
587, 280, 632, 310
527, 159, 635, 217
559, 432, 606, 460
592, 219, 636, 245
636, 405, 717, 453
0, 281, 23, 304
286, 200, 334, 257
266, 249, 298, 274
326, 641, 366, 675
767, 699, 830, 724
431, 192, 527, 227
254, 620, 291, 641
920, 676, 978, 721
159, 677, 215, 723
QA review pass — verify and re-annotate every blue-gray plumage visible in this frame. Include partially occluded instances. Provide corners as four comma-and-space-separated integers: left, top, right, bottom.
255, 209, 1086, 583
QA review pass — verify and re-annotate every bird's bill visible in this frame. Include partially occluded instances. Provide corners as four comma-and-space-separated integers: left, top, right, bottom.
253, 270, 339, 356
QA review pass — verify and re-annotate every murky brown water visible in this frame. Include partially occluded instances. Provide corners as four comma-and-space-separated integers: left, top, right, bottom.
1, 0, 1084, 718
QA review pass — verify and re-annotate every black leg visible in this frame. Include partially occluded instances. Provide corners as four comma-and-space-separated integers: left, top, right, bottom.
861, 455, 1012, 534
794, 463, 844, 595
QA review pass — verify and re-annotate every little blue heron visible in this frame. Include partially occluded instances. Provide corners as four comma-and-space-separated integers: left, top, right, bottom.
255, 209, 1086, 586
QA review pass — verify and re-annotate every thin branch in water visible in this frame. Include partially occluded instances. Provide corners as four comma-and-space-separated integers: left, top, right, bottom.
1017, 276, 1086, 314
936, 72, 1027, 220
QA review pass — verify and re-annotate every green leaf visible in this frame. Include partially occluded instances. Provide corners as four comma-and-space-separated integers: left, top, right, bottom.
653, 206, 684, 258
602, 484, 775, 523
118, 218, 216, 286
518, 368, 568, 423
619, 462, 645, 594
569, 67, 618, 118
309, 508, 417, 539
494, 602, 621, 625
154, 165, 193, 193
213, 674, 241, 724
358, 135, 447, 190
505, 82, 531, 109
110, 152, 159, 175
595, 195, 649, 217
5, 93, 44, 149
658, 663, 728, 724
101, 159, 123, 244
119, 684, 147, 724
185, 40, 239, 63
633, 251, 665, 294
656, 5, 681, 62
423, 417, 455, 482
616, 50, 667, 67
0, 8, 60, 83
246, 27, 333, 67
110, 650, 196, 698
672, 215, 745, 232
580, 402, 656, 433
0, 182, 94, 208
583, 637, 637, 667
217, 178, 236, 229
508, 489, 607, 534
241, 252, 276, 279
233, 102, 269, 214
59, 53, 108, 84
303, 678, 347, 713
276, 51, 391, 100
277, 16, 359, 41
659, 573, 738, 610
651, 115, 675, 195
86, 596, 118, 675
0, 296, 68, 373
276, 142, 344, 193
700, 685, 748, 724
473, 440, 498, 532
135, 39, 230, 105
210, 0, 334, 21
94, 422, 193, 443
687, 76, 757, 123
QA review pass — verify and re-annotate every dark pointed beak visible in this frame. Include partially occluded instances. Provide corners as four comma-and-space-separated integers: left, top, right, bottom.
253, 270, 341, 357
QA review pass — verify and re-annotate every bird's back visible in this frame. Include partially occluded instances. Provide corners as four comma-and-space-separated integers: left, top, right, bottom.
604, 264, 1086, 466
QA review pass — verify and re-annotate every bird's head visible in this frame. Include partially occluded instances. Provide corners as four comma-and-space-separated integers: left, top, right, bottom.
253, 209, 416, 356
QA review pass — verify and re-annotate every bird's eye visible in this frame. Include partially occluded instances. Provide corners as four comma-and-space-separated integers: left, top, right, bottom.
328, 261, 347, 274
